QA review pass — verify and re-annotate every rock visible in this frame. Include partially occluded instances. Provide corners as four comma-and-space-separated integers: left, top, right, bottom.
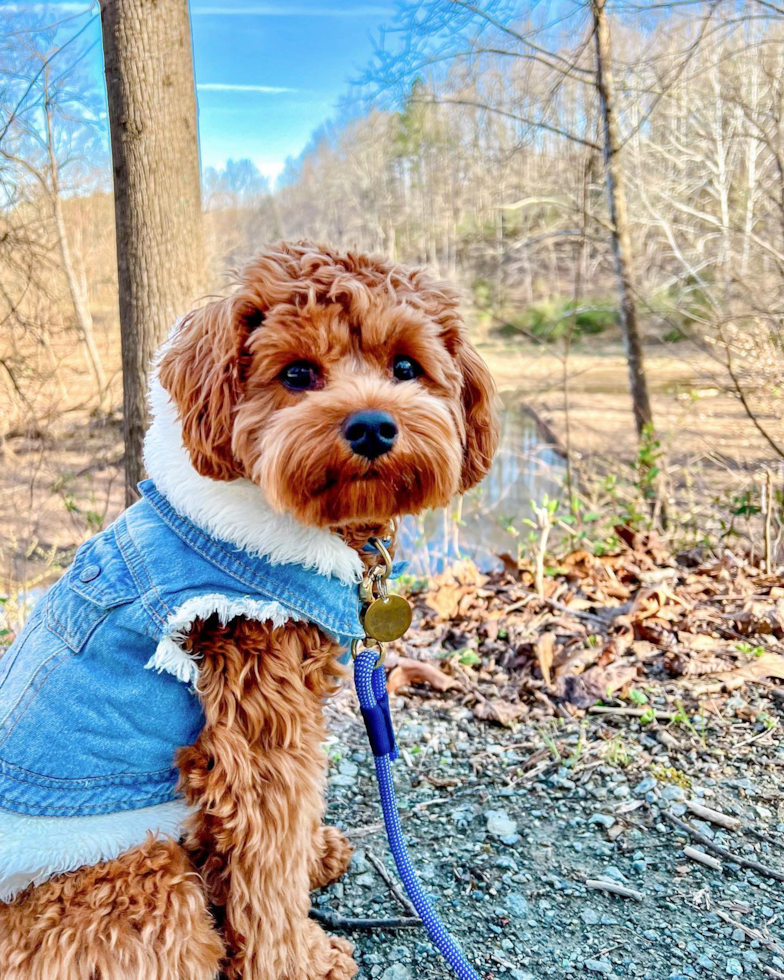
329, 774, 356, 787
725, 959, 743, 976
354, 873, 376, 888
506, 893, 529, 917
601, 866, 627, 882
660, 785, 686, 802
634, 776, 657, 795
381, 965, 411, 980
350, 850, 371, 874
697, 955, 715, 970
584, 957, 613, 975
338, 760, 359, 777
588, 813, 616, 829
486, 810, 518, 837
581, 908, 601, 926
731, 929, 745, 942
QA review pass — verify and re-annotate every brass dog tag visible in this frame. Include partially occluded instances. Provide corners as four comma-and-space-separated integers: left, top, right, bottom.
362, 594, 412, 642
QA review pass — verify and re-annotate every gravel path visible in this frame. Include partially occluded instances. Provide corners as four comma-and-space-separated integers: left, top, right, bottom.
318, 688, 784, 980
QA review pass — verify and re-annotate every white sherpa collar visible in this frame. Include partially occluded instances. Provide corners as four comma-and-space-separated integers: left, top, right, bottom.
143, 375, 364, 587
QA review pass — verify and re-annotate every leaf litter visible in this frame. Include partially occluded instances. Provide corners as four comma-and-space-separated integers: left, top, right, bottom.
385, 537, 784, 727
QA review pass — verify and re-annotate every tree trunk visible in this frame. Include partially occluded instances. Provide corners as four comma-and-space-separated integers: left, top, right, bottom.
591, 0, 654, 438
100, 0, 205, 505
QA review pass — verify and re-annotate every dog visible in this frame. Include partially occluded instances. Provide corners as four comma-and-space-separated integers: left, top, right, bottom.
0, 241, 498, 980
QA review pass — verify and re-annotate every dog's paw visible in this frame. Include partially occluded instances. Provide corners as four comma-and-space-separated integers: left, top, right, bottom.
314, 935, 358, 980
310, 826, 354, 890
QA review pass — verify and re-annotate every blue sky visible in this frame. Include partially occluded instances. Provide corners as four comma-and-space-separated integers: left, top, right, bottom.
3, 0, 394, 183
190, 1, 392, 180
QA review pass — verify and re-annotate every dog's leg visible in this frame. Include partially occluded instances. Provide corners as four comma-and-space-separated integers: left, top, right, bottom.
310, 825, 354, 891
0, 837, 223, 980
178, 617, 358, 980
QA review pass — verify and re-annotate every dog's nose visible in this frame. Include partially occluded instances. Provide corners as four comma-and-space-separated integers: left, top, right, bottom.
342, 410, 398, 460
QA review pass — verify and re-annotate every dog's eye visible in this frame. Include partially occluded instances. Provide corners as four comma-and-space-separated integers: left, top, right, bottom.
280, 361, 320, 391
392, 355, 421, 382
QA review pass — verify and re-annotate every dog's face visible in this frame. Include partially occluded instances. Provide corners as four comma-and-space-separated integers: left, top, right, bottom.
159, 242, 498, 528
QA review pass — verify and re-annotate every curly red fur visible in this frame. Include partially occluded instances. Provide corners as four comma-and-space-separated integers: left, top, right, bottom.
0, 838, 224, 980
158, 240, 499, 525
176, 616, 357, 980
1, 242, 497, 978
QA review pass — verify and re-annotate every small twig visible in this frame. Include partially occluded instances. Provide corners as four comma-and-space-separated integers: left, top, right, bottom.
309, 908, 422, 931
684, 846, 723, 871
367, 852, 420, 919
684, 800, 741, 831
346, 822, 385, 839
764, 469, 774, 573
714, 909, 784, 958
748, 828, 784, 851
537, 594, 606, 625
663, 812, 784, 883
585, 878, 644, 901
589, 706, 676, 720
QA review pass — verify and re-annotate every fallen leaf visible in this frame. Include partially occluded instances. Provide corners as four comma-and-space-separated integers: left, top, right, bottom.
555, 663, 638, 709
472, 699, 527, 727
714, 652, 784, 690
386, 657, 461, 695
535, 632, 556, 687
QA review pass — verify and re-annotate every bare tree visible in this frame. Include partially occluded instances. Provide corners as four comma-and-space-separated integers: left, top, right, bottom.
591, 0, 653, 436
100, 0, 205, 504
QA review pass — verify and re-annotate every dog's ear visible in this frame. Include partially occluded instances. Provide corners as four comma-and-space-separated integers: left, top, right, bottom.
158, 297, 262, 480
454, 334, 499, 493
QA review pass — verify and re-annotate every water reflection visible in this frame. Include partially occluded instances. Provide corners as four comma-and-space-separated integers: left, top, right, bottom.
399, 407, 566, 576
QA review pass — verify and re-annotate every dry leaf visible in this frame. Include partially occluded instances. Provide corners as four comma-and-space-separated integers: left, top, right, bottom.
556, 663, 638, 709
386, 657, 461, 695
472, 699, 526, 727
535, 632, 556, 687
714, 652, 784, 690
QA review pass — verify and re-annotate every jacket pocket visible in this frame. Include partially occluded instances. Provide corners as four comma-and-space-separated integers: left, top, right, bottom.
45, 527, 139, 652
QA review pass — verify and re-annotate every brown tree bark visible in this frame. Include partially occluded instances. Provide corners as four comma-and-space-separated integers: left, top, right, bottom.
100, 0, 205, 505
591, 0, 654, 438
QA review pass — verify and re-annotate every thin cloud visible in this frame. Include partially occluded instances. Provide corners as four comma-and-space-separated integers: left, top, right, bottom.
197, 83, 296, 93
192, 5, 391, 16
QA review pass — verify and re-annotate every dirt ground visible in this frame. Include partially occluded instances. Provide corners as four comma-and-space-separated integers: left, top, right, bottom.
480, 340, 781, 474
321, 682, 784, 980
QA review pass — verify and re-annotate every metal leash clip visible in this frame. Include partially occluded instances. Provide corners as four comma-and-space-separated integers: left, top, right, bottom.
359, 537, 412, 643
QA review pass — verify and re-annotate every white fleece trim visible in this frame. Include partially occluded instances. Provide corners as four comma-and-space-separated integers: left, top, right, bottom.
143, 374, 364, 587
0, 799, 193, 903
146, 595, 302, 685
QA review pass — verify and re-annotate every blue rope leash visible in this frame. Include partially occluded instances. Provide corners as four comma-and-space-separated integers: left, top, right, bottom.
354, 647, 483, 980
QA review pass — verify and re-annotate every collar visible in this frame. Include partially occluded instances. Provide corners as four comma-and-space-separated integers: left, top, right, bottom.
143, 374, 365, 586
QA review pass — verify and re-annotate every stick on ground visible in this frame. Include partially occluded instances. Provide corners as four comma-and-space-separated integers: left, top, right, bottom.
585, 878, 644, 901
367, 851, 420, 919
684, 846, 722, 871
663, 811, 784, 883
309, 908, 423, 931
684, 799, 740, 831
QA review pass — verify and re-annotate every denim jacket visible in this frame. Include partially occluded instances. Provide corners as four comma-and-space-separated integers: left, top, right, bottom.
0, 480, 365, 818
